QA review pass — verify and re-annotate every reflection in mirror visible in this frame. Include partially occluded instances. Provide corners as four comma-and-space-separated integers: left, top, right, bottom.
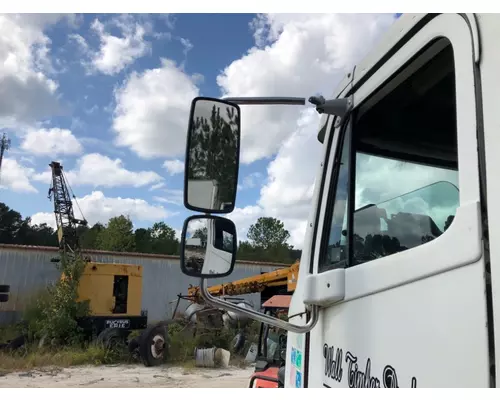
185, 98, 240, 213
181, 215, 237, 278
352, 180, 459, 265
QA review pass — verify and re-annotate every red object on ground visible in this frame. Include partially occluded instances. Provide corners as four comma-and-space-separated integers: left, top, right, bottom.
250, 367, 280, 388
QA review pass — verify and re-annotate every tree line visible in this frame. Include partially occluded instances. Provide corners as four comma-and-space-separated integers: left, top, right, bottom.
0, 202, 301, 264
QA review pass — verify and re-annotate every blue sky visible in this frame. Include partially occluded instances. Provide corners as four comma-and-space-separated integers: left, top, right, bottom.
0, 13, 400, 247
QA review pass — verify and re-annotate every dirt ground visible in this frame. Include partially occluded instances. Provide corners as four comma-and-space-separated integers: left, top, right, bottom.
0, 364, 255, 388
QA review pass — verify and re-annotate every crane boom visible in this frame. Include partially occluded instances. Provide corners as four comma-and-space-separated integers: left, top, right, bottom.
48, 161, 87, 262
187, 260, 299, 299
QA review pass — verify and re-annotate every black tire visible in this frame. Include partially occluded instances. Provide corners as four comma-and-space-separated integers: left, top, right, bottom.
96, 328, 127, 349
232, 331, 246, 353
0, 285, 9, 293
0, 294, 9, 303
138, 323, 169, 367
128, 337, 139, 353
6, 335, 26, 350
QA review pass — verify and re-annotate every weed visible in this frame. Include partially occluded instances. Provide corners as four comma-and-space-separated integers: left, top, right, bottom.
22, 256, 90, 344
0, 343, 130, 374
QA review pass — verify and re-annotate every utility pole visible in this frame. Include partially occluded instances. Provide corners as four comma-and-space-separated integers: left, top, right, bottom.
0, 133, 10, 184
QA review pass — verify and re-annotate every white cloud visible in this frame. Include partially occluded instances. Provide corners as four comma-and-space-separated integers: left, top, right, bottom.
179, 37, 193, 56
70, 15, 153, 76
32, 191, 178, 229
74, 191, 175, 226
163, 159, 184, 175
216, 14, 397, 248
0, 158, 37, 193
227, 205, 264, 243
30, 212, 56, 228
238, 172, 263, 190
112, 58, 200, 158
68, 33, 89, 53
227, 110, 319, 247
149, 182, 166, 191
153, 189, 183, 206
89, 16, 151, 75
20, 127, 83, 156
217, 13, 396, 165
32, 153, 163, 188
0, 14, 67, 128
257, 108, 321, 247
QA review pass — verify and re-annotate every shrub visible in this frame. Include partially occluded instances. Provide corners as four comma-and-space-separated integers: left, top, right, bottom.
24, 256, 90, 345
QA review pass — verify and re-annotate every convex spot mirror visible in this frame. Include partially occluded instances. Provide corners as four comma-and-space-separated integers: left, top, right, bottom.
184, 97, 241, 214
180, 215, 237, 278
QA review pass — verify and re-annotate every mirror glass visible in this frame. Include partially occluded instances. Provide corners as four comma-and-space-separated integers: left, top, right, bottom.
181, 216, 237, 278
185, 98, 240, 213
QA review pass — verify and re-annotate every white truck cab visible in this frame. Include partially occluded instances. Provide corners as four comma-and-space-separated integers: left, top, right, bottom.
179, 14, 500, 387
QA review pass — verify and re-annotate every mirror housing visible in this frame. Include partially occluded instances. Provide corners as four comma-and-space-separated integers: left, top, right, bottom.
184, 97, 241, 214
180, 215, 237, 278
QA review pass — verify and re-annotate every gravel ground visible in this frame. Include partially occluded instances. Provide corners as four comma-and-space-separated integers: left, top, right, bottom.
0, 364, 255, 388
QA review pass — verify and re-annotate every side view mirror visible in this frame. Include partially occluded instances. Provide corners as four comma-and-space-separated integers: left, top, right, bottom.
179, 94, 323, 337
180, 215, 237, 278
184, 97, 241, 214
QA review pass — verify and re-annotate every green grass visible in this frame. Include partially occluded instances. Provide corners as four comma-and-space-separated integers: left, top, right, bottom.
0, 317, 260, 374
0, 344, 131, 374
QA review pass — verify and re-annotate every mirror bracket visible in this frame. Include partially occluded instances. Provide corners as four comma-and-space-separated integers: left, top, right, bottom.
308, 95, 352, 117
199, 277, 319, 334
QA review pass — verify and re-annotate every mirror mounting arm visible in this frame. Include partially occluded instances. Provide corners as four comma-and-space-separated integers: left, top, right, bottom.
222, 97, 306, 106
199, 278, 319, 334
221, 95, 352, 118
308, 96, 352, 117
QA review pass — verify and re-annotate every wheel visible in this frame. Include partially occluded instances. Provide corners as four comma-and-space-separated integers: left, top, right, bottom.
0, 285, 9, 293
0, 294, 9, 303
128, 337, 139, 353
231, 331, 246, 353
138, 323, 169, 367
96, 328, 127, 349
6, 335, 26, 350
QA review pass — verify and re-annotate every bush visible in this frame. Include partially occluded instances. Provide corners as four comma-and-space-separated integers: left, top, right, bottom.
23, 256, 90, 345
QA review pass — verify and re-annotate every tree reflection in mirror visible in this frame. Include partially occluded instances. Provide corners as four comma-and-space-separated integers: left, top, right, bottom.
186, 98, 240, 213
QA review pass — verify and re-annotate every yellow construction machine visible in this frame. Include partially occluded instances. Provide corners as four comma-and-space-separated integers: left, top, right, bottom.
48, 162, 167, 366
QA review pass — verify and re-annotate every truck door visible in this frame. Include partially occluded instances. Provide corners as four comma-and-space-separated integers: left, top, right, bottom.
308, 14, 489, 387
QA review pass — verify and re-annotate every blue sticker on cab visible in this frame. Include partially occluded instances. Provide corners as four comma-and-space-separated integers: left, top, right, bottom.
295, 350, 302, 369
291, 347, 296, 365
296, 371, 302, 388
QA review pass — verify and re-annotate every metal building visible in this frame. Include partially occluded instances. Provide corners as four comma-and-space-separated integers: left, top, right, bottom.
0, 244, 287, 326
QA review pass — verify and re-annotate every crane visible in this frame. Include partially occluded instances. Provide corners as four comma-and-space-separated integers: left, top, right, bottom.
46, 161, 152, 364
48, 161, 88, 263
